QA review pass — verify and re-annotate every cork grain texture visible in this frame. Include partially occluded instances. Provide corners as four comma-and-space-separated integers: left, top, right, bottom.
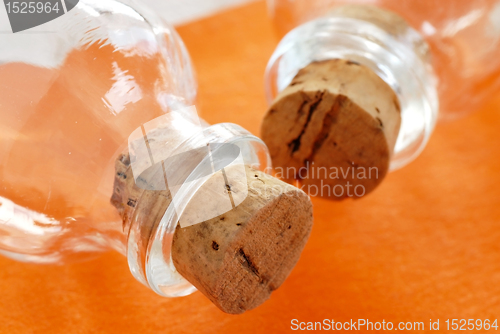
262, 59, 401, 198
173, 167, 312, 314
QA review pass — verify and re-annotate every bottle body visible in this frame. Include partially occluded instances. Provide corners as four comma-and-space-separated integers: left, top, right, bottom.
0, 0, 273, 297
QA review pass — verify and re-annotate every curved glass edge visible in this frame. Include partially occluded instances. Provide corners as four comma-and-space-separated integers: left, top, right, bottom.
127, 123, 272, 297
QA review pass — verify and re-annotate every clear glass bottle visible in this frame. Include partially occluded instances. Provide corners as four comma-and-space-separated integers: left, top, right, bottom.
265, 0, 500, 169
0, 0, 271, 297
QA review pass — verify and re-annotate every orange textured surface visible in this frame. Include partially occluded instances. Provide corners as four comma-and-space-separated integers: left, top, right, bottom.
1, 1, 500, 333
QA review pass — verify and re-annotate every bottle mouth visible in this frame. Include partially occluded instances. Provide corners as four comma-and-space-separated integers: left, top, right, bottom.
265, 16, 439, 170
126, 122, 271, 297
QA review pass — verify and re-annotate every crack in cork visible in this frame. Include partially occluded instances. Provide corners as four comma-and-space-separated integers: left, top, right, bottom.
288, 91, 325, 154
238, 248, 261, 279
304, 94, 345, 168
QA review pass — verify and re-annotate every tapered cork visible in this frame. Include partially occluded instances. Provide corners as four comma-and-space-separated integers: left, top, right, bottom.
172, 165, 312, 314
111, 152, 313, 314
261, 59, 401, 199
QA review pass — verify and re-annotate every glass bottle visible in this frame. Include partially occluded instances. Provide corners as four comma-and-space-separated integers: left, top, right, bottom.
265, 0, 500, 169
0, 0, 271, 297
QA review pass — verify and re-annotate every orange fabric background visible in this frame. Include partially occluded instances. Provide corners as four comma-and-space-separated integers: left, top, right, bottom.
1, 1, 500, 333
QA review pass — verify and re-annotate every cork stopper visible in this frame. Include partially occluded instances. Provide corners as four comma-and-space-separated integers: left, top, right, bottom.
172, 165, 312, 313
261, 59, 401, 199
111, 152, 313, 314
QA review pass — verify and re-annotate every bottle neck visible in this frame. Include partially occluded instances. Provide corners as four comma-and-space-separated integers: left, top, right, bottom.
265, 8, 439, 170
111, 120, 272, 297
